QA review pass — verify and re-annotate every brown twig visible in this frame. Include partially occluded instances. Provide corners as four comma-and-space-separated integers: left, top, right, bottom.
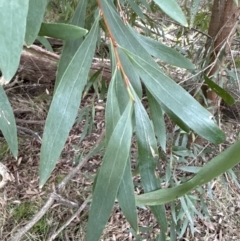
51, 192, 79, 208
16, 125, 42, 142
47, 195, 92, 241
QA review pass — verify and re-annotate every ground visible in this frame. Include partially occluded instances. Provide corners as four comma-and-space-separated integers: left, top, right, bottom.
1, 76, 240, 241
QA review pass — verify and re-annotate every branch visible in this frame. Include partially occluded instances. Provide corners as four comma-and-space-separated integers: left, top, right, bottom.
47, 195, 92, 241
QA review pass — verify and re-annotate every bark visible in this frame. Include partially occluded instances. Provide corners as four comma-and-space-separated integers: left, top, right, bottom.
203, 0, 240, 111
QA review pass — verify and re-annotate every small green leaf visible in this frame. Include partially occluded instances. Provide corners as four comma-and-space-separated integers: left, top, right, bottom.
25, 0, 48, 45
83, 68, 103, 97
36, 36, 53, 52
118, 158, 138, 232
153, 0, 188, 26
178, 166, 201, 173
39, 15, 99, 187
136, 139, 240, 205
0, 0, 29, 82
179, 197, 193, 225
204, 75, 235, 105
0, 86, 18, 158
185, 195, 204, 218
127, 0, 145, 20
86, 101, 133, 241
38, 22, 88, 40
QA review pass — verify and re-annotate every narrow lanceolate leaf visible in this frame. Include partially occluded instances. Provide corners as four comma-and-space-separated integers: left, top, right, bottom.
38, 22, 88, 41
147, 91, 166, 152
55, 0, 87, 90
118, 158, 138, 232
36, 36, 53, 52
130, 27, 194, 69
136, 139, 240, 206
0, 0, 29, 82
25, 0, 48, 45
39, 16, 100, 187
153, 0, 188, 26
122, 47, 225, 144
0, 86, 18, 158
86, 101, 133, 241
115, 68, 131, 113
127, 0, 145, 20
105, 67, 121, 144
179, 197, 193, 225
99, 0, 224, 144
134, 94, 167, 235
204, 75, 235, 105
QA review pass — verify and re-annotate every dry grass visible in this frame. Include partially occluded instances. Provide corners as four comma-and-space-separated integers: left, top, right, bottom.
1, 77, 240, 241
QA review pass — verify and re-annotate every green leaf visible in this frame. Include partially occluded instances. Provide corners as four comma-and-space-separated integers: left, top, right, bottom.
55, 0, 88, 90
0, 86, 18, 158
118, 158, 138, 232
122, 47, 225, 144
86, 101, 133, 241
36, 36, 53, 52
153, 0, 188, 26
134, 95, 159, 188
118, 48, 142, 99
178, 166, 201, 173
130, 28, 194, 69
0, 0, 29, 82
136, 139, 240, 205
105, 68, 121, 143
179, 197, 193, 225
158, 101, 190, 133
38, 22, 88, 40
147, 91, 166, 152
25, 0, 48, 45
127, 0, 145, 20
204, 75, 235, 105
134, 93, 167, 235
83, 68, 103, 98
185, 195, 204, 218
39, 15, 100, 187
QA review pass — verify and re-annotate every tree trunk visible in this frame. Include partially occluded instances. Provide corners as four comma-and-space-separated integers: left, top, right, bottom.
203, 0, 240, 112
